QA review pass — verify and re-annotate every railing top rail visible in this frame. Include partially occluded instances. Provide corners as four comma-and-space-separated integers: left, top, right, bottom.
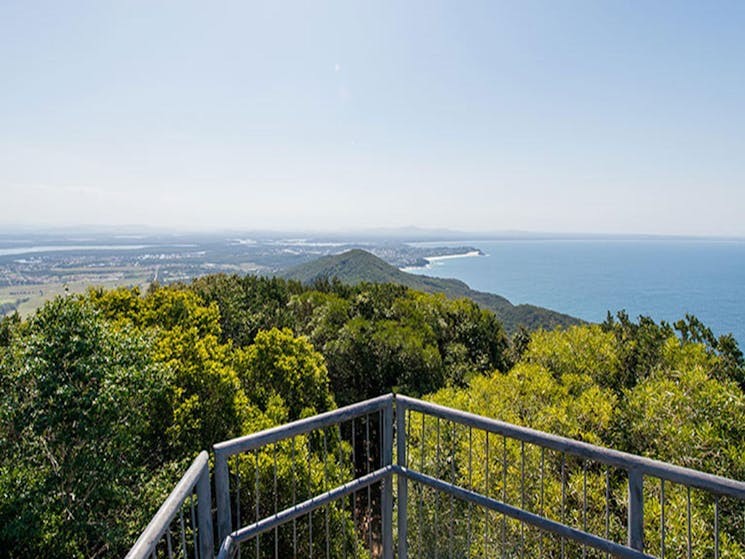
214, 393, 393, 457
125, 451, 209, 559
397, 395, 745, 499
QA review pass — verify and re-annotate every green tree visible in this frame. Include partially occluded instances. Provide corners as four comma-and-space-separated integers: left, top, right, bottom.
324, 317, 444, 405
190, 274, 302, 347
0, 297, 172, 557
234, 327, 334, 420
523, 324, 624, 392
90, 285, 250, 458
674, 314, 745, 387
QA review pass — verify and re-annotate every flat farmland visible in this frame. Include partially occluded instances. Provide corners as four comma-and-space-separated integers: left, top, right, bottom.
0, 272, 154, 317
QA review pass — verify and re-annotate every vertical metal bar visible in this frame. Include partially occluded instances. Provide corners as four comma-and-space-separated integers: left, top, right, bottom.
340, 424, 347, 559
468, 426, 473, 556
352, 418, 358, 559
406, 408, 411, 468
540, 447, 545, 557
687, 486, 692, 559
714, 495, 719, 559
520, 441, 525, 559
485, 432, 489, 558
339, 423, 345, 484
308, 434, 313, 559
196, 459, 214, 559
449, 422, 455, 559
435, 416, 440, 559
215, 451, 232, 547
419, 413, 425, 558
397, 397, 409, 559
352, 491, 358, 559
237, 454, 243, 559
309, 437, 313, 559
179, 508, 188, 559
660, 479, 665, 559
292, 437, 297, 559
561, 454, 566, 559
324, 429, 330, 559
190, 492, 198, 559
380, 407, 385, 559
194, 460, 215, 559
254, 450, 259, 559
366, 413, 372, 555
380, 408, 384, 468
274, 443, 279, 559
605, 467, 610, 559
167, 529, 174, 559
501, 436, 506, 559
582, 460, 587, 559
628, 468, 644, 552
383, 402, 394, 559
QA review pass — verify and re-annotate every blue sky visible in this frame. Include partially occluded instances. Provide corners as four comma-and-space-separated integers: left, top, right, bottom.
1, 1, 744, 235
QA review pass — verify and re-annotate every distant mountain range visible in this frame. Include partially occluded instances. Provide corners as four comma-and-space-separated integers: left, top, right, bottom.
281, 249, 581, 333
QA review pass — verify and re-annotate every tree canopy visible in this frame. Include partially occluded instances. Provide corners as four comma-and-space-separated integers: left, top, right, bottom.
1, 275, 743, 557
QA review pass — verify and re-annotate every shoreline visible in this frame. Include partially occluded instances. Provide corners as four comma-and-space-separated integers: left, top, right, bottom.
401, 249, 483, 272
426, 249, 483, 262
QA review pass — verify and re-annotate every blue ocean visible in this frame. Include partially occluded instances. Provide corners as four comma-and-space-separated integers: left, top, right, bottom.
406, 240, 745, 347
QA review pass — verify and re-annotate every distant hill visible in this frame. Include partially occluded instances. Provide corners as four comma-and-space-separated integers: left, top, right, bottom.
281, 249, 582, 333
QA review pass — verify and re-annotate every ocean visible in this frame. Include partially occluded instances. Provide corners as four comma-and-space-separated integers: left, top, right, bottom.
406, 240, 745, 347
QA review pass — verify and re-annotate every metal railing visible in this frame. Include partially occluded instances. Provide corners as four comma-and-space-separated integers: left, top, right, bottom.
126, 450, 214, 559
396, 395, 745, 559
129, 394, 745, 558
213, 393, 394, 559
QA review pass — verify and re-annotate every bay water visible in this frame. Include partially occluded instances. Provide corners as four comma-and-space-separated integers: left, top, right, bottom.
406, 240, 745, 347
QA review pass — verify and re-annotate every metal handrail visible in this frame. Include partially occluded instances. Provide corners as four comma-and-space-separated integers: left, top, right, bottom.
216, 466, 394, 559
126, 450, 214, 559
213, 393, 394, 547
129, 393, 745, 558
213, 393, 393, 456
394, 465, 654, 559
396, 394, 745, 556
396, 395, 745, 498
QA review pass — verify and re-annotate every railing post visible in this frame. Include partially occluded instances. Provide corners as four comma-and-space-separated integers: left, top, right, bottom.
396, 396, 408, 559
382, 396, 394, 559
628, 468, 644, 551
196, 453, 215, 559
214, 449, 233, 548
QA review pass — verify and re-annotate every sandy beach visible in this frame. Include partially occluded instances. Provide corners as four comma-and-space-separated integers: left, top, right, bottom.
400, 250, 482, 272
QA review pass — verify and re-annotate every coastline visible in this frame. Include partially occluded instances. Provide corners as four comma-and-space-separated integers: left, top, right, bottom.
400, 249, 483, 272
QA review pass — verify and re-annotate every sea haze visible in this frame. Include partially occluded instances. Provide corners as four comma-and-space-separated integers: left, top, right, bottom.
406, 240, 745, 346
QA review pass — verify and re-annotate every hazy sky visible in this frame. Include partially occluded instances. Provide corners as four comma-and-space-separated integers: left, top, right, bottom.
2, 1, 744, 235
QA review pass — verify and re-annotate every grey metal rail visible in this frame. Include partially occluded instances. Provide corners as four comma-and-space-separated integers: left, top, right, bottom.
396, 394, 745, 557
129, 393, 745, 559
213, 393, 392, 456
396, 395, 745, 498
215, 466, 393, 559
126, 450, 213, 559
394, 465, 654, 559
214, 393, 394, 548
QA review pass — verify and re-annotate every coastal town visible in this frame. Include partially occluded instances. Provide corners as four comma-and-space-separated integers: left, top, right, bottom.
0, 230, 480, 316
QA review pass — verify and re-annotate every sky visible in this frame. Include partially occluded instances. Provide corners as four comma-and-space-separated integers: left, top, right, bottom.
1, 1, 744, 236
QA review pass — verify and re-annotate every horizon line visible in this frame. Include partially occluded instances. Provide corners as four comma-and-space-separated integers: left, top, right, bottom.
0, 224, 744, 242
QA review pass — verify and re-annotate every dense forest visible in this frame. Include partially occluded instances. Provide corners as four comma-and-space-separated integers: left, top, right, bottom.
0, 274, 743, 557
281, 249, 581, 333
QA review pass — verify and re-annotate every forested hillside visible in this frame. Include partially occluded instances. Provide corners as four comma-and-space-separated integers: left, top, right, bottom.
281, 249, 582, 333
0, 275, 742, 557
